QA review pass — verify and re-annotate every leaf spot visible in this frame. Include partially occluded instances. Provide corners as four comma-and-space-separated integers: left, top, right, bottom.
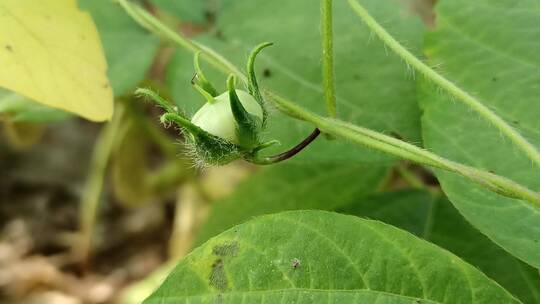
5, 45, 13, 52
263, 68, 272, 78
209, 258, 228, 291
212, 241, 239, 257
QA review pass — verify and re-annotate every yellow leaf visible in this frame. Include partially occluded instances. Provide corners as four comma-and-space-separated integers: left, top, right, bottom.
0, 0, 113, 121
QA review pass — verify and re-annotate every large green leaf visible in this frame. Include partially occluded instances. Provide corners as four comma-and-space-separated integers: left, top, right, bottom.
1, 0, 160, 122
418, 0, 540, 267
167, 0, 424, 162
194, 162, 388, 246
0, 2, 159, 122
145, 210, 520, 304
79, 0, 159, 96
339, 191, 540, 304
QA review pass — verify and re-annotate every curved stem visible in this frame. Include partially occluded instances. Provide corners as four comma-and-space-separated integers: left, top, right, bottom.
347, 0, 540, 167
116, 0, 245, 82
118, 0, 540, 206
248, 129, 321, 165
321, 0, 337, 117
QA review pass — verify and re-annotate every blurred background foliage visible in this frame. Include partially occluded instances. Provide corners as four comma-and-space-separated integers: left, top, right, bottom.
1, 1, 538, 304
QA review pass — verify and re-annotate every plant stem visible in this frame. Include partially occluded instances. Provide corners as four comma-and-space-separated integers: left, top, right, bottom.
116, 0, 245, 82
117, 0, 540, 206
347, 0, 540, 167
267, 91, 540, 206
321, 0, 337, 117
78, 103, 124, 264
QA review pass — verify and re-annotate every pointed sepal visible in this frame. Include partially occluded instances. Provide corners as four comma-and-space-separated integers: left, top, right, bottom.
247, 42, 273, 123
160, 112, 204, 138
138, 87, 242, 166
161, 112, 241, 166
253, 140, 280, 152
191, 81, 215, 104
192, 52, 218, 102
227, 75, 261, 149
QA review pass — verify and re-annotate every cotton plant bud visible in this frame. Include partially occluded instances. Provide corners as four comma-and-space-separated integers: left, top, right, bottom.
191, 89, 263, 147
138, 42, 320, 167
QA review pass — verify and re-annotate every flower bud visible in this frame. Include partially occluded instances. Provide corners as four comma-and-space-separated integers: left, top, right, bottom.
191, 90, 263, 147
137, 42, 320, 167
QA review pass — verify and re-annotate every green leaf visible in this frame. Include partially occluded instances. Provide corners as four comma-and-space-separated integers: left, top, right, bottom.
79, 0, 160, 96
0, 0, 113, 122
145, 210, 520, 304
166, 0, 424, 163
339, 191, 540, 304
339, 190, 434, 237
194, 163, 388, 246
418, 0, 540, 267
0, 89, 71, 123
0, 0, 160, 122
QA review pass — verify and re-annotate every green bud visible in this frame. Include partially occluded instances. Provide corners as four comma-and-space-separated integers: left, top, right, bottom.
191, 89, 263, 146
138, 42, 320, 167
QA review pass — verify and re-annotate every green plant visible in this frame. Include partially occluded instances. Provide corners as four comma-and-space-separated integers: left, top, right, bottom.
137, 45, 321, 167
113, 0, 540, 303
2, 0, 538, 303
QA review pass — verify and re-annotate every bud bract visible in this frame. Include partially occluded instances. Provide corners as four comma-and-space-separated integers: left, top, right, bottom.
191, 90, 263, 146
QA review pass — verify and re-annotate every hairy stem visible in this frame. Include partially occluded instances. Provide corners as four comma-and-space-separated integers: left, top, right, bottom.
321, 0, 337, 117
347, 0, 540, 166
116, 0, 245, 82
267, 91, 540, 206
118, 0, 540, 206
